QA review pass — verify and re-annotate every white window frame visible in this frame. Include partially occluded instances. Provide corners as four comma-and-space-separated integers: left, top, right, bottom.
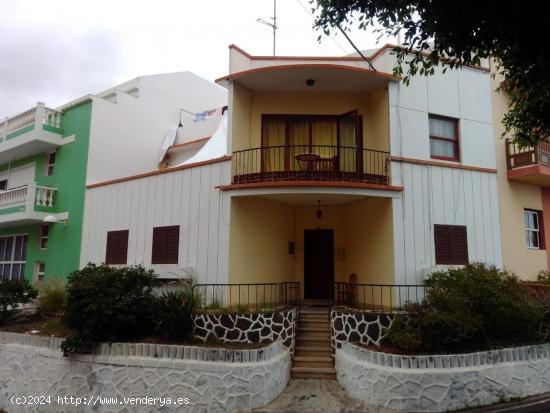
39, 224, 49, 250
0, 234, 28, 280
45, 151, 56, 176
35, 261, 45, 281
525, 210, 541, 249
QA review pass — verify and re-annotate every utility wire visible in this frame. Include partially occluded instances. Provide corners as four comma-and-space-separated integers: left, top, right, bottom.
335, 24, 377, 71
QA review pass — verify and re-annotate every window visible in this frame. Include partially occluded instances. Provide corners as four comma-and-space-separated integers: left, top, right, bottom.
36, 262, 45, 281
152, 225, 179, 264
525, 209, 544, 249
429, 115, 459, 161
0, 235, 28, 280
39, 224, 49, 249
45, 151, 56, 176
434, 225, 469, 265
105, 230, 129, 265
0, 180, 7, 191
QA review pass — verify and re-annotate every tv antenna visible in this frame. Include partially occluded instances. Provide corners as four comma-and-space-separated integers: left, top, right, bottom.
257, 0, 277, 56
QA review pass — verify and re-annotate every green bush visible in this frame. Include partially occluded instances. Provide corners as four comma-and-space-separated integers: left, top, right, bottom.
154, 291, 192, 341
0, 278, 38, 324
537, 270, 550, 284
62, 264, 160, 354
387, 263, 543, 353
37, 277, 67, 315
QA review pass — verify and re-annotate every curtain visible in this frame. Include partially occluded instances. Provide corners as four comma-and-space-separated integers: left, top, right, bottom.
429, 117, 456, 139
263, 119, 286, 172
339, 116, 356, 172
289, 120, 310, 170
311, 119, 337, 162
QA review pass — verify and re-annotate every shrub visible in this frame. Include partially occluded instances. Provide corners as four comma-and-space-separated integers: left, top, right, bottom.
63, 264, 160, 354
537, 270, 550, 284
154, 291, 192, 341
36, 277, 67, 315
387, 263, 543, 353
0, 278, 38, 324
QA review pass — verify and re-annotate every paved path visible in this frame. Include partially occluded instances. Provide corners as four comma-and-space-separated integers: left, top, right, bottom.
248, 379, 394, 413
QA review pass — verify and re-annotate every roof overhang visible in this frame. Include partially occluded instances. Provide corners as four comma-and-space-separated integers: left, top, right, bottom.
216, 64, 398, 92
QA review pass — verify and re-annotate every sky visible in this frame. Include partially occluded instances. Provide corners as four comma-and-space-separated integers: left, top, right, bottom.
0, 0, 394, 117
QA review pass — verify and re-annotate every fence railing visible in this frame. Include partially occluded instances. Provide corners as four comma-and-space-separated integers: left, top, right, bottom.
330, 282, 428, 312
232, 145, 390, 185
0, 102, 62, 139
506, 139, 550, 169
0, 184, 57, 210
192, 282, 301, 313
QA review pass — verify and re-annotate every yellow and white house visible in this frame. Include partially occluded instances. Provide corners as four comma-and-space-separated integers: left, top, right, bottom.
79, 44, 504, 301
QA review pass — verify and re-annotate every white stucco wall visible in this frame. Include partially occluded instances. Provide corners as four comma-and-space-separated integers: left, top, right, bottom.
337, 342, 550, 412
0, 333, 290, 413
86, 72, 227, 186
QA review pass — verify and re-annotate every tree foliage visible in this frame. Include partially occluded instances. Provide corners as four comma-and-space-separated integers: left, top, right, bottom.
312, 0, 549, 147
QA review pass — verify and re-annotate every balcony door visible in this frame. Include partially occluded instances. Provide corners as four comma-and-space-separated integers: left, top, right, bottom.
261, 113, 361, 175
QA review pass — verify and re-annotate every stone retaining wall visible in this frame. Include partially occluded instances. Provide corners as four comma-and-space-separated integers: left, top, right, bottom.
330, 308, 394, 354
193, 307, 297, 354
0, 332, 290, 413
336, 342, 550, 412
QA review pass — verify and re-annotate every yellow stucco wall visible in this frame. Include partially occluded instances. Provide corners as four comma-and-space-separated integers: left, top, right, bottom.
228, 197, 295, 284
228, 196, 395, 290
230, 85, 390, 153
492, 72, 547, 280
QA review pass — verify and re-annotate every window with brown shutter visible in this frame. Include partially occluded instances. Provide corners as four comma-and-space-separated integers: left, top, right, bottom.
105, 230, 129, 265
434, 225, 468, 265
152, 225, 179, 264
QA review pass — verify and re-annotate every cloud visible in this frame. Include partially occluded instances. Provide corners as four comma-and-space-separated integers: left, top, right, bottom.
0, 23, 122, 116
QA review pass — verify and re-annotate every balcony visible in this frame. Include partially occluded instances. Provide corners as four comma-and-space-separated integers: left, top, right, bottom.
0, 102, 66, 164
506, 139, 550, 187
0, 184, 65, 228
232, 145, 390, 186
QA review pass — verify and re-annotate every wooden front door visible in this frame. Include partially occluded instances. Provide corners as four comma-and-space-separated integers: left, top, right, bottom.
304, 229, 334, 299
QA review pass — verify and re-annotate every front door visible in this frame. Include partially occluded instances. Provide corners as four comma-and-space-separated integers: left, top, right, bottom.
304, 229, 334, 299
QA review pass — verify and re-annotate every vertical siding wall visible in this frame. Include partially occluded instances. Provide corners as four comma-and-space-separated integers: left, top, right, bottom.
80, 161, 231, 283
387, 63, 502, 284
392, 162, 502, 284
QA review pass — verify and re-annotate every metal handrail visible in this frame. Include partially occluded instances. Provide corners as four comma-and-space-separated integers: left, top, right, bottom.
191, 281, 301, 313
232, 144, 390, 185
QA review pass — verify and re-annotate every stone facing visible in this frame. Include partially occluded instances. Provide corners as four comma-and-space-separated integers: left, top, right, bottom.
336, 342, 550, 412
193, 307, 297, 354
0, 332, 290, 413
330, 308, 394, 354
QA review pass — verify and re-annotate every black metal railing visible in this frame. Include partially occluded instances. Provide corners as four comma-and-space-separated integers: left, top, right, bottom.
232, 145, 390, 185
192, 282, 301, 313
330, 283, 428, 312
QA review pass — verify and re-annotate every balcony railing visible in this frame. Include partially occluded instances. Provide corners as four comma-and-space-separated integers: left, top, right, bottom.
0, 102, 62, 141
506, 139, 550, 169
191, 282, 301, 313
0, 184, 57, 211
331, 282, 428, 312
232, 145, 390, 185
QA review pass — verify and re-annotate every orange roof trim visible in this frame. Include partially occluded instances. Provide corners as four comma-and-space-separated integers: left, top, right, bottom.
216, 63, 399, 85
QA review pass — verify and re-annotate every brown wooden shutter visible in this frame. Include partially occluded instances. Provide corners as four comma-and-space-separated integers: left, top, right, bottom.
152, 225, 179, 264
434, 225, 468, 265
105, 230, 129, 265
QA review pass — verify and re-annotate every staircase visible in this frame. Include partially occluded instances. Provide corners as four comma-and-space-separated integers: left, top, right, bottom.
291, 305, 336, 379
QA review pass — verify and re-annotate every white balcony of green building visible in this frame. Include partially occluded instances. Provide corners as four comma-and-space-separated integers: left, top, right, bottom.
0, 102, 69, 164
0, 183, 68, 228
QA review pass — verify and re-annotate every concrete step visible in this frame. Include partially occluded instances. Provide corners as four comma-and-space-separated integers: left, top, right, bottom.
296, 339, 331, 348
300, 308, 330, 315
295, 345, 333, 353
294, 355, 333, 363
298, 316, 329, 323
295, 350, 333, 358
297, 332, 331, 340
290, 366, 336, 380
297, 325, 330, 333
293, 360, 334, 369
